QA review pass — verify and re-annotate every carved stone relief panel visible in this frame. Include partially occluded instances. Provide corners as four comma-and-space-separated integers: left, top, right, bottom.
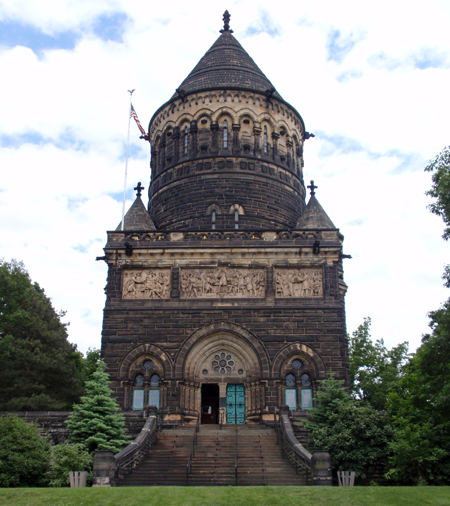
274, 268, 323, 298
122, 269, 171, 299
180, 268, 265, 298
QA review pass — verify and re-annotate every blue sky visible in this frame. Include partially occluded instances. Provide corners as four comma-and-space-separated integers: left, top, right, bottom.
0, 0, 449, 354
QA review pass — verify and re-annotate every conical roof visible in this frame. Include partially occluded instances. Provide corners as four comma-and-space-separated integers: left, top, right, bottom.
171, 16, 282, 101
116, 196, 156, 231
295, 194, 336, 230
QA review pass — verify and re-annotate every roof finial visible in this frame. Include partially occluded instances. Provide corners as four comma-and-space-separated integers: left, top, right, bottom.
134, 182, 144, 197
307, 180, 318, 196
220, 10, 233, 33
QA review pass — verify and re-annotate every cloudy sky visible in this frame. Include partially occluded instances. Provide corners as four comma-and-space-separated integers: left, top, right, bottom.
1, 0, 449, 355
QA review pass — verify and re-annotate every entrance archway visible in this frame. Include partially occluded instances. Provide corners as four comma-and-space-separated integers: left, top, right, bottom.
181, 331, 262, 423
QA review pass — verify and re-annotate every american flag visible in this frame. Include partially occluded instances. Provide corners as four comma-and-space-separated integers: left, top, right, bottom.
130, 104, 147, 137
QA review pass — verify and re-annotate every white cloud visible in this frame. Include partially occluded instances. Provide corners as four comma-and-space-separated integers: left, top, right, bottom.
0, 0, 449, 354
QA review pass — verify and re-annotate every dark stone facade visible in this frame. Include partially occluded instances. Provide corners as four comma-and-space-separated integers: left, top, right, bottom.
100, 16, 350, 425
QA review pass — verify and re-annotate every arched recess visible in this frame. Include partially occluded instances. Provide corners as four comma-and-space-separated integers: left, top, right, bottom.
175, 321, 270, 380
272, 343, 326, 411
271, 342, 326, 380
184, 332, 260, 383
118, 344, 173, 411
119, 343, 173, 380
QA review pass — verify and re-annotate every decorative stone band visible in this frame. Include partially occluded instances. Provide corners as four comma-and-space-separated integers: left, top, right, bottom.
123, 269, 171, 299
180, 267, 265, 299
274, 268, 323, 298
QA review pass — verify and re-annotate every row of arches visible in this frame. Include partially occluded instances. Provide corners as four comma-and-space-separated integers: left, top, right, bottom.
150, 109, 304, 179
116, 323, 327, 419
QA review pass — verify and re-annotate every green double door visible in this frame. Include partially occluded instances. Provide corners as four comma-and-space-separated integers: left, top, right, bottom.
226, 384, 245, 424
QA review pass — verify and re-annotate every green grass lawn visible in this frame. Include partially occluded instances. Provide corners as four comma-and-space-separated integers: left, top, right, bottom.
0, 487, 449, 506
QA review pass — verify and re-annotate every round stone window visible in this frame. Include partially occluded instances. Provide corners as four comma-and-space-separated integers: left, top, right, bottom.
212, 353, 234, 374
292, 359, 303, 370
202, 369, 208, 375
142, 360, 154, 371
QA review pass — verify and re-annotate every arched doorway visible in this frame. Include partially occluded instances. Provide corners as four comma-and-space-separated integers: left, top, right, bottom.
182, 331, 261, 424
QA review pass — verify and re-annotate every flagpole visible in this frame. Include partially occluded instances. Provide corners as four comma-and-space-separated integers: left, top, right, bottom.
122, 89, 135, 231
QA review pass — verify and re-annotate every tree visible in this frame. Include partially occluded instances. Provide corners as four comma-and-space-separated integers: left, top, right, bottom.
349, 318, 409, 410
306, 376, 393, 481
0, 259, 84, 411
81, 347, 102, 386
425, 145, 450, 240
47, 444, 93, 487
0, 415, 51, 487
386, 304, 450, 485
66, 360, 129, 454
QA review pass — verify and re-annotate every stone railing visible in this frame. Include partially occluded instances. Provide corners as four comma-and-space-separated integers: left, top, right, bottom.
92, 409, 159, 487
278, 406, 332, 486
106, 229, 341, 245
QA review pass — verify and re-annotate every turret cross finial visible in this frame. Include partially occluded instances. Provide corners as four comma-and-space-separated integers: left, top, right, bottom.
220, 10, 233, 33
307, 180, 318, 196
134, 182, 144, 197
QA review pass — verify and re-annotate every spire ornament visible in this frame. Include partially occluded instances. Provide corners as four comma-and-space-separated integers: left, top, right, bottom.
307, 180, 318, 196
134, 182, 144, 197
220, 10, 233, 33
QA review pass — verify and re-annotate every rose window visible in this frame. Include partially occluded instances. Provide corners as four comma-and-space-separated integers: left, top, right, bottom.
212, 353, 234, 374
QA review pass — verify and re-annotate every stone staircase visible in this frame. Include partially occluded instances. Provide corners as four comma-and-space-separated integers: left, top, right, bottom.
118, 424, 306, 486
118, 426, 195, 486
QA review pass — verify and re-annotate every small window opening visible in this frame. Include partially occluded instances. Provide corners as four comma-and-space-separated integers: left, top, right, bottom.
285, 373, 296, 387
150, 374, 160, 387
234, 209, 239, 230
263, 125, 268, 154
212, 210, 216, 230
184, 126, 188, 154
223, 120, 228, 149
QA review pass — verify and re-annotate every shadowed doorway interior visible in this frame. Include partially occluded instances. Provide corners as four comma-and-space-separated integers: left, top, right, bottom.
201, 384, 219, 424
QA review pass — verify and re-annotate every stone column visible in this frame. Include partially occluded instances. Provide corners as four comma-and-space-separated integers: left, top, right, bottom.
271, 132, 280, 162
253, 123, 261, 156
232, 123, 241, 155
172, 126, 180, 164
286, 137, 293, 169
189, 120, 198, 158
92, 451, 116, 487
210, 122, 219, 155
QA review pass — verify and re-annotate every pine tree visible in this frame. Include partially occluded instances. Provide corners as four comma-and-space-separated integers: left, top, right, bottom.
0, 259, 83, 410
66, 361, 129, 454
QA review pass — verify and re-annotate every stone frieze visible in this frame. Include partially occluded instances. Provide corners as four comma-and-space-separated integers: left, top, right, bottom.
180, 268, 265, 299
275, 268, 323, 298
122, 269, 171, 299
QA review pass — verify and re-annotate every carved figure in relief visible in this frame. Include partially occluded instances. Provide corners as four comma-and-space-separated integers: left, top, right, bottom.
123, 269, 171, 299
180, 268, 265, 298
275, 269, 323, 298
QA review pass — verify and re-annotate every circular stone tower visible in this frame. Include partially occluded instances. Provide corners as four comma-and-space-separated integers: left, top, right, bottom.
147, 12, 310, 231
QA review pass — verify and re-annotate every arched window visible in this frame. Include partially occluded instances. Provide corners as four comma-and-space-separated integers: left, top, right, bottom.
211, 210, 216, 230
133, 374, 145, 410
184, 126, 188, 154
234, 209, 239, 230
285, 373, 296, 387
263, 125, 268, 154
134, 374, 144, 387
150, 374, 160, 387
223, 120, 228, 149
301, 373, 311, 386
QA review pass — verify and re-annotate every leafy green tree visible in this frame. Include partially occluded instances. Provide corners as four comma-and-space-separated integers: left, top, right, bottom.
387, 305, 450, 485
425, 145, 450, 240
307, 376, 393, 481
349, 318, 409, 410
47, 444, 93, 487
0, 415, 50, 487
81, 347, 102, 386
0, 259, 84, 410
66, 360, 129, 454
